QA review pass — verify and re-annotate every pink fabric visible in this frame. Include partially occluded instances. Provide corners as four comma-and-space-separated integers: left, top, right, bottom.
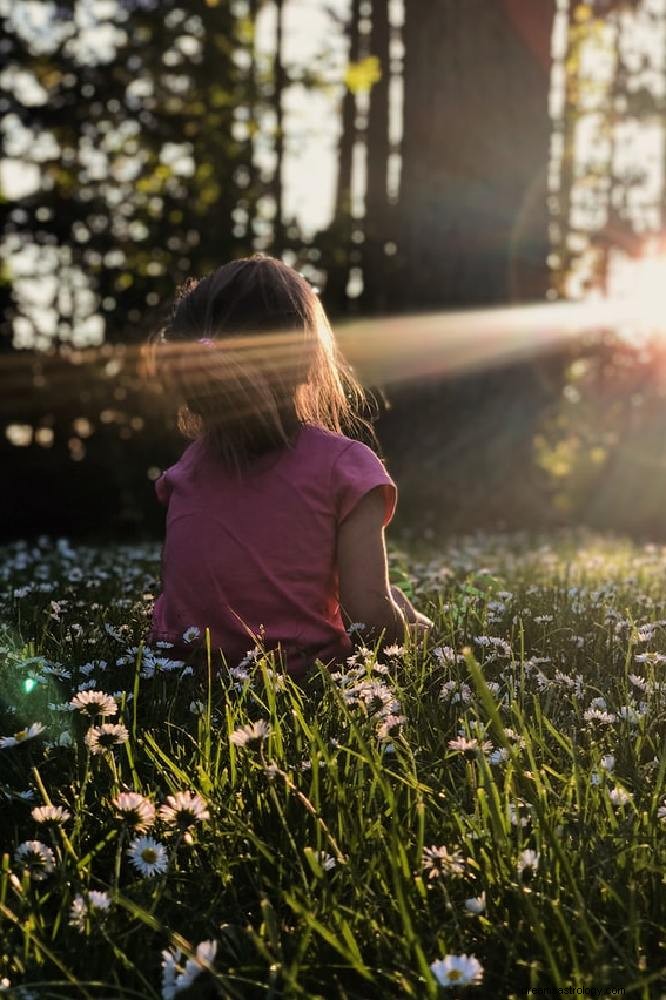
148, 424, 397, 677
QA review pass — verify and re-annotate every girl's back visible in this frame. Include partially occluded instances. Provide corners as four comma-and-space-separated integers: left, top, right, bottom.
149, 422, 396, 676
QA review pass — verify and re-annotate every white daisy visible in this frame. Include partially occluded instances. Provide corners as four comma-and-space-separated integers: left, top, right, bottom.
112, 791, 156, 831
162, 939, 217, 999
159, 791, 210, 829
517, 849, 540, 877
609, 787, 632, 807
31, 804, 70, 825
85, 722, 129, 755
70, 691, 117, 718
600, 754, 615, 772
422, 845, 466, 879
317, 852, 337, 871
69, 890, 111, 931
583, 708, 616, 724
464, 892, 486, 914
430, 954, 484, 987
127, 835, 168, 877
488, 748, 509, 765
14, 840, 56, 880
229, 719, 271, 746
0, 723, 46, 750
448, 736, 492, 753
182, 627, 201, 643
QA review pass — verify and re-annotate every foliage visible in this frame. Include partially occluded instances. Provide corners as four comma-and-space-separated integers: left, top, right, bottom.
0, 532, 664, 997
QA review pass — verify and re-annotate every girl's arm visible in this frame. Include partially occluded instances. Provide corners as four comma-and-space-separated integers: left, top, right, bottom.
336, 488, 431, 650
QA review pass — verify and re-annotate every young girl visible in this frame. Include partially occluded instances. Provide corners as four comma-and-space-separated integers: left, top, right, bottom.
145, 254, 433, 678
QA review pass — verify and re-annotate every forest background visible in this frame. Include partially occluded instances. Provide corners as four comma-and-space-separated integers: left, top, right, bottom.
3, 0, 666, 544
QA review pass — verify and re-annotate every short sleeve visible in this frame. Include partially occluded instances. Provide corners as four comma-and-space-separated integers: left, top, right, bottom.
333, 440, 397, 529
155, 471, 173, 507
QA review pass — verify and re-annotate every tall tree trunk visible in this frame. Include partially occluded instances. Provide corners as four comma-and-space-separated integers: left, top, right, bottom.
361, 0, 391, 312
393, 0, 554, 310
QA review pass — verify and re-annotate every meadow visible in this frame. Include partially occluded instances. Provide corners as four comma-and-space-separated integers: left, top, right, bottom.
0, 531, 664, 999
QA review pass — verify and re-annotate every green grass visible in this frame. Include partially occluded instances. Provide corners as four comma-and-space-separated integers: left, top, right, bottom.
0, 530, 664, 998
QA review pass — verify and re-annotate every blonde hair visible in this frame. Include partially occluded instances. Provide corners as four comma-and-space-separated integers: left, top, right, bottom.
143, 254, 381, 477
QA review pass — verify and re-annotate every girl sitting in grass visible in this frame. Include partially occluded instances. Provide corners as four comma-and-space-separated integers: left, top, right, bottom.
145, 253, 432, 678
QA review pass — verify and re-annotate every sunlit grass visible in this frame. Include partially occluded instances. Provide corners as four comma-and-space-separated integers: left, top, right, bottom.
0, 531, 664, 997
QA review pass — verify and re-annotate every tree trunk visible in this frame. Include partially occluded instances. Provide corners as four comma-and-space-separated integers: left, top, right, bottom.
393, 0, 555, 310
361, 0, 391, 312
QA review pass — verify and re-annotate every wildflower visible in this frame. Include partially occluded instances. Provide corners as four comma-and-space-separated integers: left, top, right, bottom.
507, 801, 532, 827
161, 939, 217, 999
422, 845, 466, 879
14, 840, 56, 880
159, 791, 210, 829
609, 787, 632, 808
600, 754, 615, 772
657, 800, 666, 821
112, 791, 156, 831
85, 722, 129, 754
127, 835, 168, 877
583, 708, 616, 724
264, 761, 279, 781
69, 890, 111, 932
517, 849, 540, 877
464, 892, 486, 914
317, 852, 337, 871
0, 723, 46, 749
31, 804, 70, 825
488, 748, 509, 765
448, 736, 492, 753
229, 719, 271, 746
383, 644, 405, 657
376, 714, 406, 741
430, 955, 484, 987
618, 705, 641, 724
70, 691, 117, 718
182, 626, 201, 643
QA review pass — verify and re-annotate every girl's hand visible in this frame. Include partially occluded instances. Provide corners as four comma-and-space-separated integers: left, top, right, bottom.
408, 610, 434, 641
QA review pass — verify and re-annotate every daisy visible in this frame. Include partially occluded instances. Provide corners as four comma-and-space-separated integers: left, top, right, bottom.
430, 955, 484, 987
182, 627, 201, 643
112, 791, 156, 831
162, 939, 217, 1000
488, 748, 509, 765
0, 723, 46, 750
583, 708, 616, 724
317, 852, 337, 871
69, 890, 111, 932
85, 722, 129, 755
422, 845, 466, 879
609, 787, 632, 808
448, 736, 492, 753
70, 691, 117, 718
14, 840, 56, 880
657, 800, 666, 821
517, 849, 540, 877
31, 804, 70, 825
159, 791, 210, 829
229, 719, 271, 746
127, 835, 168, 877
464, 892, 486, 914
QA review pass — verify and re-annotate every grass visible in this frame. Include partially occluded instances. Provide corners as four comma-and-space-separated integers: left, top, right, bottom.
0, 529, 664, 998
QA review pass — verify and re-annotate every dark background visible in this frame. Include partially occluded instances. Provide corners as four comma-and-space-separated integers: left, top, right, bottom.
5, 0, 666, 545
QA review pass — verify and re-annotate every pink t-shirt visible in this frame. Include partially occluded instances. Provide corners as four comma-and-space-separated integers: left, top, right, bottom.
148, 423, 397, 677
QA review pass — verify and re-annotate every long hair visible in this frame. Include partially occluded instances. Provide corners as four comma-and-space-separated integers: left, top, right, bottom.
142, 254, 382, 478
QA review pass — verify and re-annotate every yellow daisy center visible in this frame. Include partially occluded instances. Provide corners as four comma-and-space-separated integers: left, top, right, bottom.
447, 970, 462, 981
141, 848, 157, 864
